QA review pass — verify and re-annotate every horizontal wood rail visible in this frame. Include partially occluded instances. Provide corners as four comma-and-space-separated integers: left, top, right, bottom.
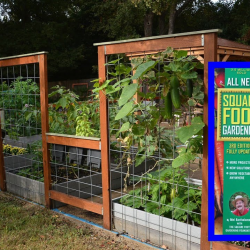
46, 133, 101, 150
0, 52, 47, 67
104, 34, 204, 55
49, 190, 103, 215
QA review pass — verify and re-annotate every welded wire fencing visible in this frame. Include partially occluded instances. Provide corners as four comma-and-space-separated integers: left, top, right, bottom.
0, 62, 44, 204
105, 50, 204, 250
50, 143, 103, 205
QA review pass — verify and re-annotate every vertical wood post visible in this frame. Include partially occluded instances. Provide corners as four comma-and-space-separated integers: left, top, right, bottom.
98, 46, 111, 230
200, 32, 217, 250
0, 116, 6, 191
39, 53, 52, 208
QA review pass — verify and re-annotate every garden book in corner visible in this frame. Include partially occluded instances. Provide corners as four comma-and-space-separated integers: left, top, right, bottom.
209, 62, 250, 241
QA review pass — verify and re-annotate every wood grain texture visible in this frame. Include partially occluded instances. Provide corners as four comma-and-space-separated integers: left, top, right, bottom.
39, 53, 52, 208
46, 135, 100, 150
50, 190, 103, 215
98, 46, 111, 230
200, 33, 217, 250
0, 117, 6, 191
105, 34, 203, 55
0, 55, 40, 67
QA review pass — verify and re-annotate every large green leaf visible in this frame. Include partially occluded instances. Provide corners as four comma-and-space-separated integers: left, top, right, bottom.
172, 150, 196, 168
176, 116, 205, 143
118, 122, 130, 133
135, 154, 146, 167
168, 62, 180, 72
193, 92, 204, 100
181, 71, 197, 79
58, 97, 67, 108
92, 79, 113, 92
132, 124, 145, 136
131, 61, 156, 80
175, 50, 188, 58
115, 101, 134, 120
118, 83, 138, 107
113, 78, 131, 88
115, 64, 131, 75
105, 85, 120, 94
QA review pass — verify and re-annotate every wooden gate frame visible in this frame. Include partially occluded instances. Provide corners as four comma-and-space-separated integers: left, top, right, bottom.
95, 29, 249, 249
0, 52, 110, 230
0, 52, 48, 193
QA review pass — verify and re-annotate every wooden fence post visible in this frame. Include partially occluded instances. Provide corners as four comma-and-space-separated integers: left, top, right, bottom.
200, 32, 217, 250
39, 53, 52, 208
0, 116, 6, 191
98, 46, 111, 230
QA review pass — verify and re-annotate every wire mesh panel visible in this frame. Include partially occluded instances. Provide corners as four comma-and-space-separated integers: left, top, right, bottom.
50, 143, 103, 206
0, 61, 44, 204
106, 49, 205, 250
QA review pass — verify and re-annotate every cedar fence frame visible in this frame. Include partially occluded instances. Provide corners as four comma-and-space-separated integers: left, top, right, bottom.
0, 51, 110, 229
1, 29, 250, 250
94, 29, 250, 250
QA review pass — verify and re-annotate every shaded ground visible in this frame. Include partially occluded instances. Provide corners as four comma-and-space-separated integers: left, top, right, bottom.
0, 192, 155, 250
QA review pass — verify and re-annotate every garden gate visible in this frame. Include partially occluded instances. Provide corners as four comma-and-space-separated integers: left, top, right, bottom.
94, 29, 250, 250
0, 52, 111, 230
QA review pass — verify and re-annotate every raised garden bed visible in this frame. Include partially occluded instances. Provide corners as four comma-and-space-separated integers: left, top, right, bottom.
5, 172, 45, 205
4, 134, 41, 148
112, 198, 201, 250
52, 159, 154, 203
4, 154, 33, 171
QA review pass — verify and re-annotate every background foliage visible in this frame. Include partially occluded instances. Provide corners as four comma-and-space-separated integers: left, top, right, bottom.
0, 0, 249, 81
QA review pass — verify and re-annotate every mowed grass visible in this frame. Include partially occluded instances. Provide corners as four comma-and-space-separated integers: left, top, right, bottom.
0, 192, 133, 250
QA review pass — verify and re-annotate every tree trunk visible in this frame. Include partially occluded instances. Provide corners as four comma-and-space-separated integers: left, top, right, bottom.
144, 11, 153, 37
168, 4, 176, 34
158, 11, 167, 35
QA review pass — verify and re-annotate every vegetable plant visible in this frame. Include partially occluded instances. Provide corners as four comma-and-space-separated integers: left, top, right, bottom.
0, 78, 41, 138
120, 165, 202, 225
75, 100, 100, 137
94, 47, 205, 225
48, 85, 79, 135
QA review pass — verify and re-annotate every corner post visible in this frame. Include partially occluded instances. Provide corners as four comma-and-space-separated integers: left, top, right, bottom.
0, 116, 6, 191
98, 46, 111, 230
39, 53, 51, 208
201, 32, 217, 249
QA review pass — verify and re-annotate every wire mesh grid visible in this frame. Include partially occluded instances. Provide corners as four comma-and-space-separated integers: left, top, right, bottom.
107, 49, 204, 250
50, 144, 103, 205
0, 63, 44, 203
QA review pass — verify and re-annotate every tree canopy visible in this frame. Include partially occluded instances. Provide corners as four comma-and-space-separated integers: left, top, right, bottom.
0, 0, 249, 81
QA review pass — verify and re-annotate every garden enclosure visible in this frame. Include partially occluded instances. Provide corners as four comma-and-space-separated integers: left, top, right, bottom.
1, 29, 250, 250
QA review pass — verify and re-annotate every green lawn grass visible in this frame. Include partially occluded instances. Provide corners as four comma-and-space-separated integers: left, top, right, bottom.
0, 192, 134, 250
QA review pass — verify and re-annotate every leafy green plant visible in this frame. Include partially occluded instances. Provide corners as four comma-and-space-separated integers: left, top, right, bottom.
94, 48, 204, 169
75, 100, 100, 137
14, 140, 44, 182
94, 47, 205, 226
48, 85, 79, 135
120, 165, 202, 225
17, 166, 44, 182
0, 78, 41, 138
